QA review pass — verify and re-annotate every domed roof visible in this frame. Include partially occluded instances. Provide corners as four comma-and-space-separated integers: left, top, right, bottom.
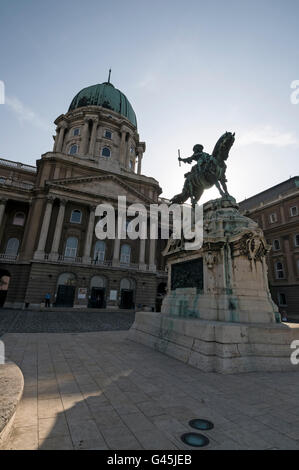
68, 82, 137, 127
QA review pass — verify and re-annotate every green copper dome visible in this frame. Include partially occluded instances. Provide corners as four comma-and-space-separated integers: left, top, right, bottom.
68, 82, 137, 127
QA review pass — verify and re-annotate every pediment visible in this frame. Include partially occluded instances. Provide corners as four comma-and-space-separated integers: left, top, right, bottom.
47, 174, 152, 204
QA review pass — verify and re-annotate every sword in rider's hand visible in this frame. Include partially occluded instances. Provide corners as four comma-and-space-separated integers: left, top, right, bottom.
178, 149, 181, 167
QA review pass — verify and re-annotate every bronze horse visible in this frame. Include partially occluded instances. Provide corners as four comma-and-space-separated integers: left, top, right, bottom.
171, 131, 235, 206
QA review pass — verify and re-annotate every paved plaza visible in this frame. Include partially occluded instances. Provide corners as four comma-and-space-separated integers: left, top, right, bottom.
1, 310, 299, 450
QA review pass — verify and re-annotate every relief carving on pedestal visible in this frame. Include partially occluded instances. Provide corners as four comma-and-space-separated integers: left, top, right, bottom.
240, 230, 271, 265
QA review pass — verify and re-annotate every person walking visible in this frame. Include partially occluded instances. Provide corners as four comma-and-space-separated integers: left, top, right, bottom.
45, 293, 51, 308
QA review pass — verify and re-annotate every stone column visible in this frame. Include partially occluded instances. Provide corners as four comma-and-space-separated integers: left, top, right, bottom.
88, 118, 98, 157
119, 129, 127, 166
53, 127, 59, 152
81, 119, 90, 155
112, 214, 121, 267
34, 197, 54, 260
149, 238, 156, 271
139, 238, 146, 270
112, 238, 120, 267
49, 199, 66, 261
0, 198, 7, 228
125, 137, 131, 168
137, 147, 143, 175
56, 122, 68, 152
66, 168, 72, 178
0, 198, 7, 246
53, 164, 60, 180
83, 205, 96, 264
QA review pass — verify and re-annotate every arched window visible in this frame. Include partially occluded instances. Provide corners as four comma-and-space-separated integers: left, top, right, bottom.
275, 261, 285, 279
94, 241, 106, 262
90, 276, 106, 288
5, 238, 19, 256
102, 147, 111, 157
69, 144, 78, 155
64, 237, 78, 258
70, 209, 82, 224
13, 211, 25, 226
57, 272, 76, 286
120, 278, 135, 291
120, 244, 131, 264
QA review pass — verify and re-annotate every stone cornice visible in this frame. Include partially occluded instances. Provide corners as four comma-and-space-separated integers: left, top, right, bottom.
46, 173, 154, 204
40, 152, 161, 188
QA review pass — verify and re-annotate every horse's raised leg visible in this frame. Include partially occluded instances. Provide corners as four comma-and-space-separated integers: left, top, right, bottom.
220, 179, 230, 196
215, 180, 225, 197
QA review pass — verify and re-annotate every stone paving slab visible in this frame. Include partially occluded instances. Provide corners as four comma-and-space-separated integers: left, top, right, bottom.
0, 309, 135, 335
1, 329, 299, 450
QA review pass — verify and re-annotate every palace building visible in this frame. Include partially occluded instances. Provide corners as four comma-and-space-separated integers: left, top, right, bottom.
0, 79, 167, 310
239, 176, 299, 320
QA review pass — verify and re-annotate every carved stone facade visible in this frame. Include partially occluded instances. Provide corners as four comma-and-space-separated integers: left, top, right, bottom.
0, 81, 167, 310
161, 197, 279, 324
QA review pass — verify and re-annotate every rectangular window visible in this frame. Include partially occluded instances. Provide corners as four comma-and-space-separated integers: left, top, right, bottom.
275, 261, 285, 279
73, 128, 80, 136
104, 130, 112, 139
290, 206, 298, 217
295, 234, 299, 247
269, 213, 277, 223
278, 293, 287, 306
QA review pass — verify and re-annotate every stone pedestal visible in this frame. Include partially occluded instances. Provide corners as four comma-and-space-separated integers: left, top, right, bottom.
128, 197, 299, 373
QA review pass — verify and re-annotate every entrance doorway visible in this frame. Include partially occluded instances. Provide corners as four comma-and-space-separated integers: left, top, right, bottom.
55, 272, 76, 307
89, 287, 106, 308
88, 276, 107, 308
0, 270, 11, 307
120, 278, 135, 309
120, 289, 134, 309
55, 285, 76, 307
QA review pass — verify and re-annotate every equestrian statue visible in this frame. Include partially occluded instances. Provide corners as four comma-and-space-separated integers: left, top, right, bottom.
171, 131, 235, 207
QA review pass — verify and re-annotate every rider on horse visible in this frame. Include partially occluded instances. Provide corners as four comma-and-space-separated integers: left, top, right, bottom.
171, 132, 235, 206
179, 144, 219, 179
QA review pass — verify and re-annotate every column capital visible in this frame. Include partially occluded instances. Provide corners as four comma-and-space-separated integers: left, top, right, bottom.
46, 195, 55, 203
59, 121, 68, 129
89, 204, 97, 212
0, 197, 8, 205
120, 125, 131, 134
59, 198, 67, 206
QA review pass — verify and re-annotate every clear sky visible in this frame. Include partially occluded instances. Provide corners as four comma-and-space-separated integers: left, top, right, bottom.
0, 0, 298, 204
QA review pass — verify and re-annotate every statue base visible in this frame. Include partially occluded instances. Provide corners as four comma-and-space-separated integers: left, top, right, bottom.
128, 197, 299, 373
128, 313, 299, 373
